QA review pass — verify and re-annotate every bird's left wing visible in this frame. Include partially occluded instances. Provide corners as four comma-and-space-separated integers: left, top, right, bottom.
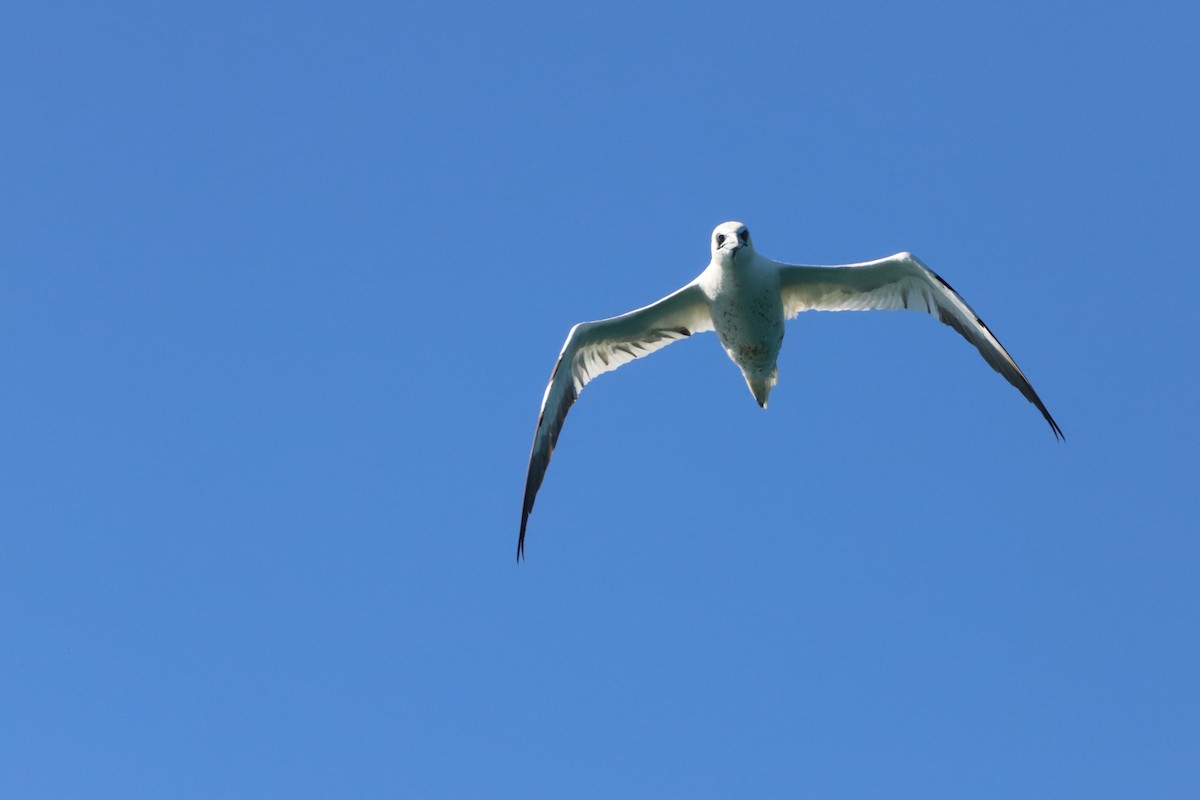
777, 252, 1062, 439
519, 281, 713, 559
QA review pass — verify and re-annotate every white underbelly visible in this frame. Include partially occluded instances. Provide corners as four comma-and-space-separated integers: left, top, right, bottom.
711, 289, 785, 376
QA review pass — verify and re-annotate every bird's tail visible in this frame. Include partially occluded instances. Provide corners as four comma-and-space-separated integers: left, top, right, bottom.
746, 368, 777, 409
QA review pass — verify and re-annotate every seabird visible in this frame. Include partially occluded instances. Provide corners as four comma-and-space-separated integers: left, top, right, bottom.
519, 221, 1062, 559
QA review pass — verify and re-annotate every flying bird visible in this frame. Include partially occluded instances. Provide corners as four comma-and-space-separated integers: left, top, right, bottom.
519, 221, 1062, 559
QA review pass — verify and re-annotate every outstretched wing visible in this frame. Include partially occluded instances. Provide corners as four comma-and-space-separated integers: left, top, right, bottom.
519, 281, 713, 560
777, 252, 1062, 440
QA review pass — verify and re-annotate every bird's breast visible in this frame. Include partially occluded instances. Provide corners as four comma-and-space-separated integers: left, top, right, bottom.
709, 279, 785, 375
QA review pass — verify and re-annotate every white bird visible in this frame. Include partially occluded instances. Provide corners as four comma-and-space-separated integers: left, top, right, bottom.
519, 221, 1062, 559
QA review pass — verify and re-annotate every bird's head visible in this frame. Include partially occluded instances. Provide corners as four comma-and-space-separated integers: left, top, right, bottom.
711, 221, 752, 265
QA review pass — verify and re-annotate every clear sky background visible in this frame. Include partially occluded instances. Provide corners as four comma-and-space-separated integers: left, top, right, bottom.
3, 1, 1198, 797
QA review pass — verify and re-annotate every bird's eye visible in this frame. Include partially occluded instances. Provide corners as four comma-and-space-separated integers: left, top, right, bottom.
716, 234, 727, 247
738, 229, 749, 243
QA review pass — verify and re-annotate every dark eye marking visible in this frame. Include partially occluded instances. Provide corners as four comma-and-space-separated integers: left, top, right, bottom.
738, 229, 749, 243
716, 234, 727, 247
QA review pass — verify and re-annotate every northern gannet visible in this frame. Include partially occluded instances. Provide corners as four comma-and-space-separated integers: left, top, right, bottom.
519, 221, 1062, 559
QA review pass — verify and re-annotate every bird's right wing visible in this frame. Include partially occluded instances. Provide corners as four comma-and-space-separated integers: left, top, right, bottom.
519, 281, 713, 559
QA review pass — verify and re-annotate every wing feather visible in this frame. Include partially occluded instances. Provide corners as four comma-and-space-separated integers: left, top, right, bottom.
519, 281, 713, 559
778, 253, 1063, 440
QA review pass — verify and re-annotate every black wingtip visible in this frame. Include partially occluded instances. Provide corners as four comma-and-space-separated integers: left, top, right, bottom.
517, 517, 528, 563
1034, 398, 1065, 442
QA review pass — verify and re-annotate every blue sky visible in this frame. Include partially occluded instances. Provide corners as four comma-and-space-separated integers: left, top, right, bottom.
2, 1, 1198, 797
